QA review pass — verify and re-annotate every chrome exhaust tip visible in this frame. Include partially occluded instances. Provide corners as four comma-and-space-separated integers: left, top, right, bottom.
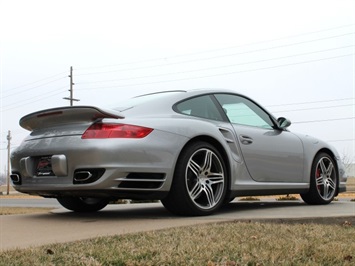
73, 171, 93, 182
10, 173, 21, 185
73, 168, 105, 184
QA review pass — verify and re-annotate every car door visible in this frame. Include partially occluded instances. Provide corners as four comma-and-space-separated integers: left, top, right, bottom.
214, 93, 304, 183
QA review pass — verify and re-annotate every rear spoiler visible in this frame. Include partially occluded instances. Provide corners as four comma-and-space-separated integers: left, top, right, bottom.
20, 106, 125, 131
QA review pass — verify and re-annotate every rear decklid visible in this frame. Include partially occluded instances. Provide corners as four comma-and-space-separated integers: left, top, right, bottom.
20, 106, 124, 138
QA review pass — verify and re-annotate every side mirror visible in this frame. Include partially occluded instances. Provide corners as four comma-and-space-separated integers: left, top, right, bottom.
277, 117, 291, 129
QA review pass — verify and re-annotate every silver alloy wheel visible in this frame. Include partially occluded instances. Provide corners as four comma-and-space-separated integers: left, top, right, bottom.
315, 156, 336, 201
185, 148, 225, 210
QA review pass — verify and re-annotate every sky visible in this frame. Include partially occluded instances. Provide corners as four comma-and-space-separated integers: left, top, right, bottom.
0, 0, 354, 176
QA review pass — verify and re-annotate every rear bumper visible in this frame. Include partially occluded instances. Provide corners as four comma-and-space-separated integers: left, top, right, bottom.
11, 130, 188, 198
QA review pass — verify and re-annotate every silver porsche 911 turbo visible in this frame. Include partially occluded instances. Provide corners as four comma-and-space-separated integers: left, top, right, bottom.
10, 89, 347, 216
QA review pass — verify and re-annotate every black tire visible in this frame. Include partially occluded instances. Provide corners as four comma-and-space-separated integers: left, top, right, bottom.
300, 152, 337, 205
57, 197, 109, 212
162, 141, 228, 216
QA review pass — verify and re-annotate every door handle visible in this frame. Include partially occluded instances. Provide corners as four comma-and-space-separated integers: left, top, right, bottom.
239, 135, 253, 145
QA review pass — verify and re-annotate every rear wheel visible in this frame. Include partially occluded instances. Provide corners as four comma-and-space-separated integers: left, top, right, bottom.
300, 153, 337, 205
162, 141, 227, 216
57, 197, 109, 212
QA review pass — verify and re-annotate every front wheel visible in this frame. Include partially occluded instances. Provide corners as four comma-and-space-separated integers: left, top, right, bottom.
57, 197, 109, 212
300, 153, 337, 205
162, 141, 228, 216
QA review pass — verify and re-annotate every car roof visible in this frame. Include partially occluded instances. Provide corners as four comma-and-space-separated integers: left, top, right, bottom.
113, 89, 238, 109
110, 89, 259, 117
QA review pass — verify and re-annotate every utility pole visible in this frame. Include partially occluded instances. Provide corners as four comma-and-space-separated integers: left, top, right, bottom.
63, 66, 80, 106
6, 130, 11, 195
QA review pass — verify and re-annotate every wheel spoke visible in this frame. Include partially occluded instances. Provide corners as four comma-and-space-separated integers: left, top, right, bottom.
322, 183, 328, 197
188, 159, 201, 177
201, 150, 213, 173
326, 163, 334, 176
327, 178, 336, 191
319, 159, 327, 175
207, 173, 224, 185
189, 181, 203, 200
316, 175, 325, 186
203, 183, 216, 207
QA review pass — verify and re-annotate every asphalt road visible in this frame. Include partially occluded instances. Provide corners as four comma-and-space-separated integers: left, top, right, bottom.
1, 200, 354, 251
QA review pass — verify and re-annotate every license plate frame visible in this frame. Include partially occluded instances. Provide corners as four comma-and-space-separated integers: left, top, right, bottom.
36, 156, 55, 176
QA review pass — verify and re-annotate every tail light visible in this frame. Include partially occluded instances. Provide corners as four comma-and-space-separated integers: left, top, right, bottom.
82, 123, 153, 139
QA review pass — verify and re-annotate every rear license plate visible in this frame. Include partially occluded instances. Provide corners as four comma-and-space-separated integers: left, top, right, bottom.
36, 156, 55, 176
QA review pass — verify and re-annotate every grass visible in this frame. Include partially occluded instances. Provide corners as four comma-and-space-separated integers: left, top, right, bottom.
0, 220, 354, 265
276, 194, 299, 201
0, 207, 52, 215
1, 181, 355, 265
239, 196, 260, 201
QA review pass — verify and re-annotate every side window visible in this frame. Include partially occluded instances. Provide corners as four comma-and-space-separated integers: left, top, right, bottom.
215, 94, 275, 129
175, 95, 224, 121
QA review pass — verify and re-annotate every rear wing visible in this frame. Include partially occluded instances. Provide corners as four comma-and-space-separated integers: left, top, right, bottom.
20, 106, 125, 131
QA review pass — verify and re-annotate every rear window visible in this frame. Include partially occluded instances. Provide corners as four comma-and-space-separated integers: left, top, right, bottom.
175, 95, 224, 121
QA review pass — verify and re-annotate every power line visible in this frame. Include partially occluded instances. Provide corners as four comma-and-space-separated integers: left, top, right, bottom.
2, 67, 80, 110
76, 53, 353, 91
76, 23, 355, 71
293, 117, 355, 124
266, 97, 354, 107
327, 139, 355, 143
0, 129, 26, 137
1, 76, 67, 99
1, 88, 67, 111
2, 27, 352, 107
77, 45, 354, 85
75, 32, 354, 76
271, 104, 354, 113
4, 71, 68, 92
1, 26, 352, 111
